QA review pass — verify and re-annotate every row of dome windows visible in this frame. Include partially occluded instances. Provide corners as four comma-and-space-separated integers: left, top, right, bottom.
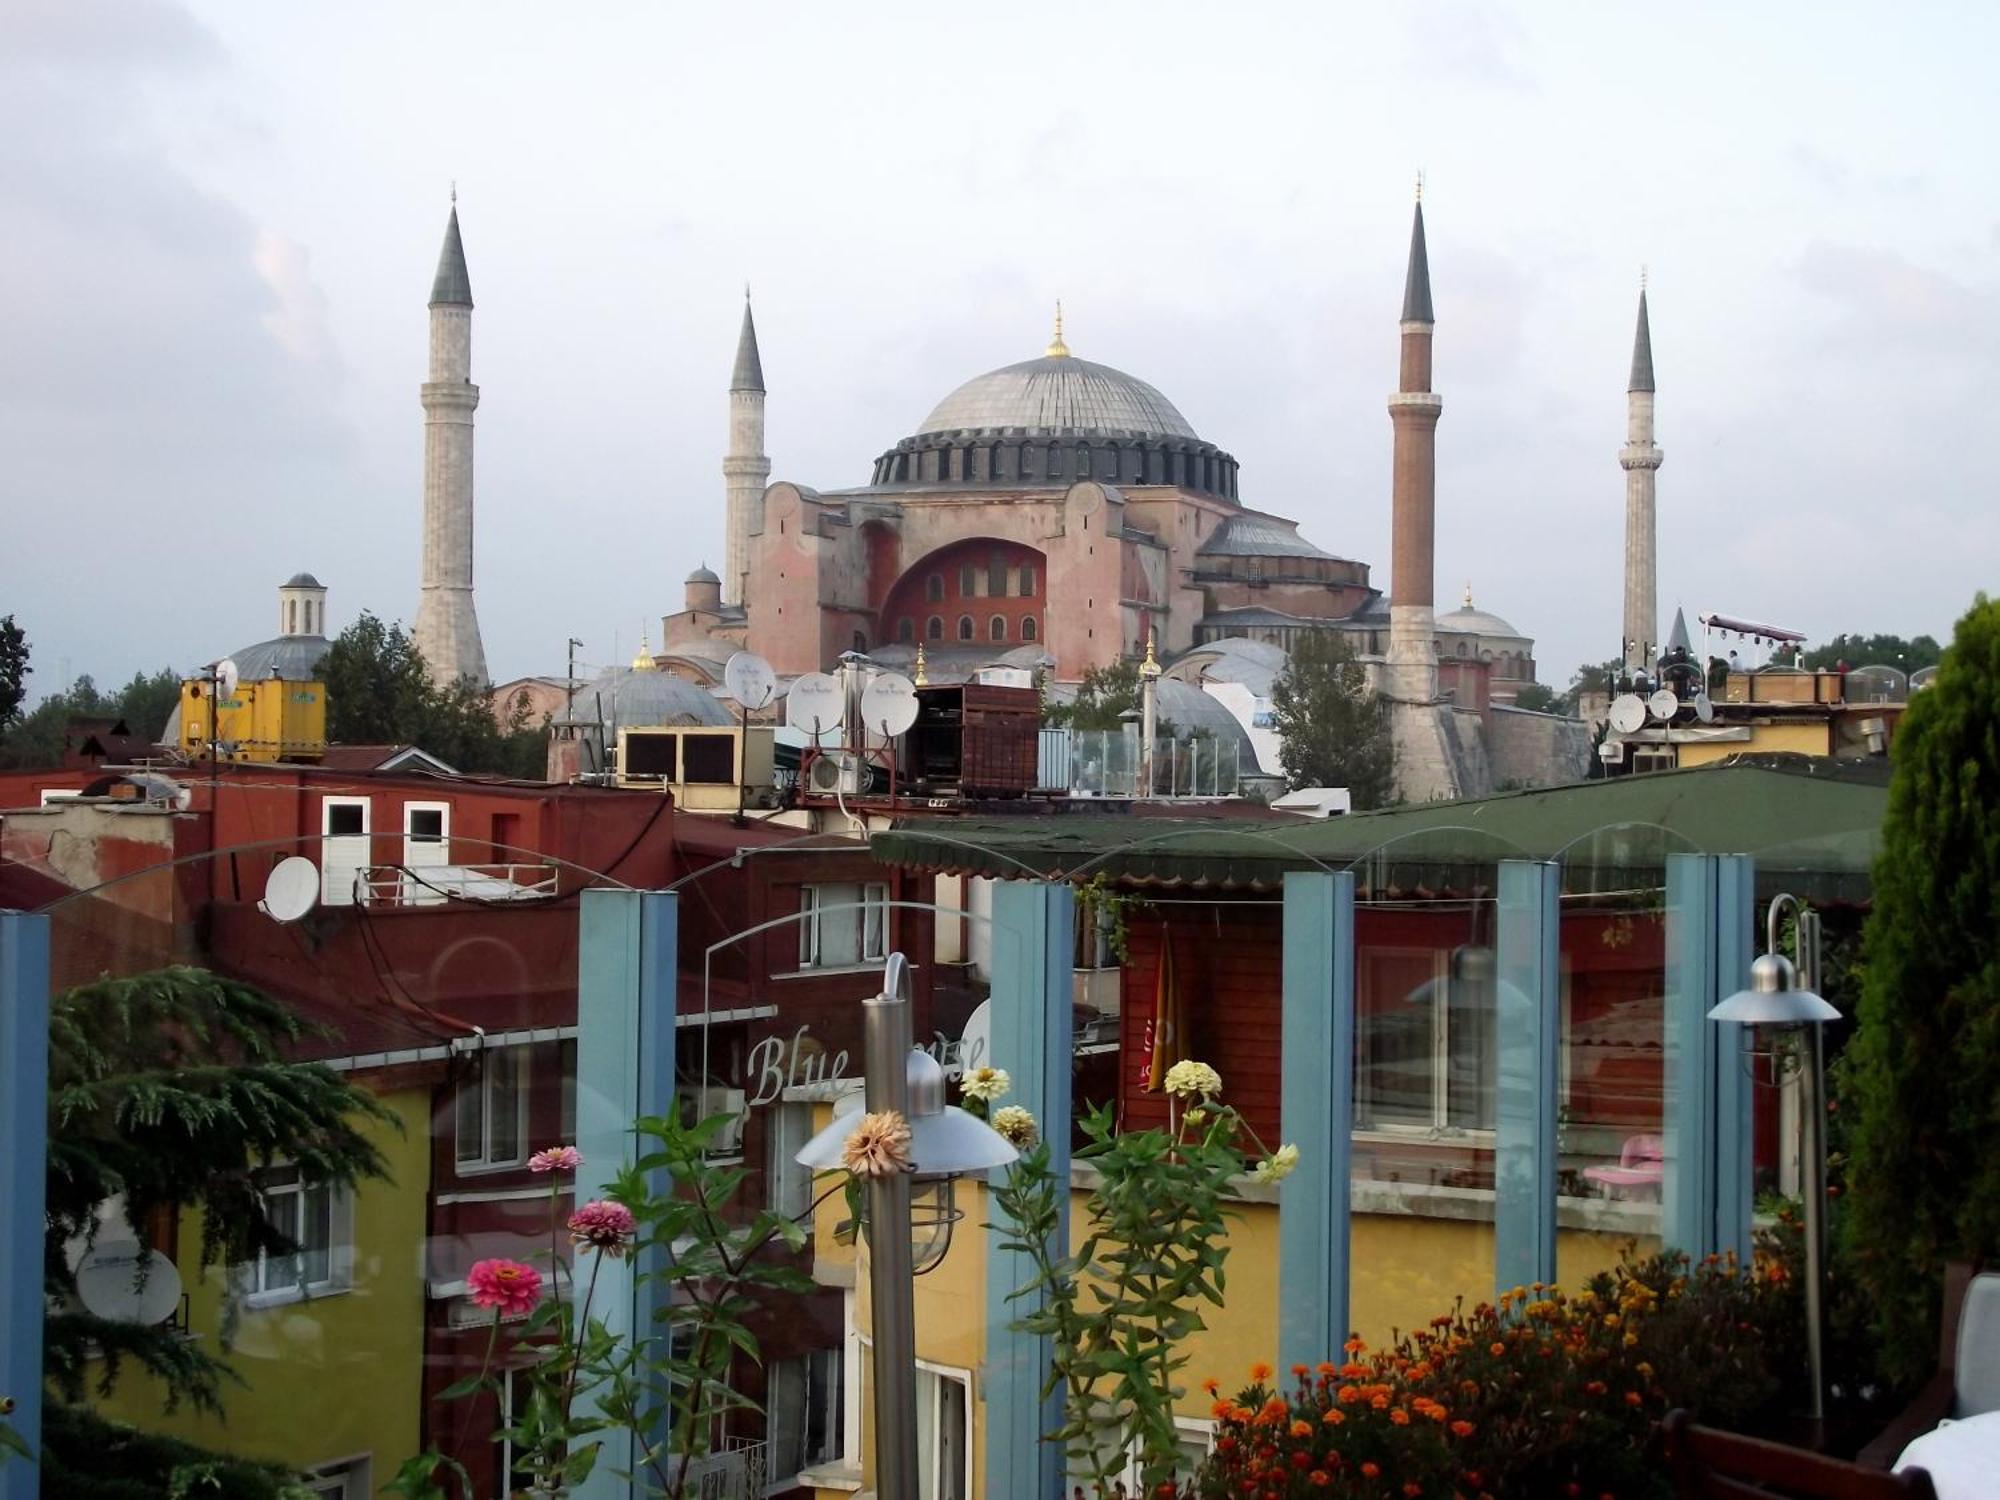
876, 437, 1240, 499
925, 563, 1037, 601
896, 615, 1039, 644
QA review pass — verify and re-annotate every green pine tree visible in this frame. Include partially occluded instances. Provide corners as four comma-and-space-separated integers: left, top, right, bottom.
1841, 594, 2000, 1384
40, 967, 394, 1497
1268, 630, 1394, 809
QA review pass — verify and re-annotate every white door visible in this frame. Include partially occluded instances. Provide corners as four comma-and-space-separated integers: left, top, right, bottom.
401, 801, 451, 905
320, 797, 371, 906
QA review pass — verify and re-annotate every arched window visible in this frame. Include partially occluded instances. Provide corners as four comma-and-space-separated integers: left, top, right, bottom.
287, 600, 297, 633
898, 617, 914, 643
305, 601, 315, 634
853, 630, 867, 653
990, 615, 1007, 642
926, 574, 944, 603
1457, 641, 1469, 657
927, 616, 943, 641
1021, 616, 1038, 642
988, 552, 1007, 596
1018, 566, 1036, 597
957, 615, 974, 641
960, 564, 978, 597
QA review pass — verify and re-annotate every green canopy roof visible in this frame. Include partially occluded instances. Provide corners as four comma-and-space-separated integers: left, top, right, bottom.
872, 755, 1889, 903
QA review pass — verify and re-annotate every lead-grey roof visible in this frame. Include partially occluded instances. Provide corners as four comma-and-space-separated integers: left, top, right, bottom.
282, 572, 323, 589
731, 298, 765, 393
1437, 603, 1526, 640
1663, 605, 1692, 655
573, 666, 734, 730
1402, 202, 1434, 324
227, 633, 331, 682
430, 207, 473, 308
1628, 289, 1655, 393
916, 355, 1199, 441
1196, 513, 1335, 560
685, 563, 720, 584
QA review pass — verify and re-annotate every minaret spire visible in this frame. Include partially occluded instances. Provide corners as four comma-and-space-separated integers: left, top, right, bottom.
1046, 301, 1070, 358
722, 289, 772, 607
413, 198, 488, 685
1620, 281, 1664, 673
1385, 189, 1443, 705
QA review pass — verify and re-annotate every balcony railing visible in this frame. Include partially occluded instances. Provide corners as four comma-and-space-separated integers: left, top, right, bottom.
355, 863, 560, 907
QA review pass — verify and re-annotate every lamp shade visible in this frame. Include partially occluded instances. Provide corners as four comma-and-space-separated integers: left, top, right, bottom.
1709, 951, 1839, 1026
796, 1046, 1019, 1179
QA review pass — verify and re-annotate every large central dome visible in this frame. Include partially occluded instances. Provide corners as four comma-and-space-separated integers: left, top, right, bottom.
917, 354, 1199, 441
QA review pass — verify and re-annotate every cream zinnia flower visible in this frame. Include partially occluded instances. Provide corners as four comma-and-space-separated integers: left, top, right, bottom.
960, 1065, 1011, 1103
1252, 1142, 1301, 1184
841, 1110, 913, 1178
991, 1104, 1038, 1149
1163, 1059, 1223, 1099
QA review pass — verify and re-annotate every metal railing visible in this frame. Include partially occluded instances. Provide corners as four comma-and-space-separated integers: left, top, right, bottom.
1065, 730, 1242, 799
683, 1438, 767, 1500
355, 862, 561, 906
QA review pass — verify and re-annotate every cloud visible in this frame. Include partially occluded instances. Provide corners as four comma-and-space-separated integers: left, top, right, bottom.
1795, 241, 1997, 358
1402, 2, 1535, 92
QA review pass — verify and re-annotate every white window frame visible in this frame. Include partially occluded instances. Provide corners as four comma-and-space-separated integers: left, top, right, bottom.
796, 882, 889, 971
305, 1455, 371, 1499
768, 1100, 814, 1221
1354, 946, 1498, 1140
244, 1163, 353, 1308
913, 1359, 972, 1500
400, 799, 452, 905
320, 795, 372, 906
1066, 1408, 1215, 1495
767, 1344, 845, 1485
455, 1045, 529, 1174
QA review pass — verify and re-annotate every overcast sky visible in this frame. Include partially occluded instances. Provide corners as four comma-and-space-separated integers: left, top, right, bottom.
5, 0, 1996, 699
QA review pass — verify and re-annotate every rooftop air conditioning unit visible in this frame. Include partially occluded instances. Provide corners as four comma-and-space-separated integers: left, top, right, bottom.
1598, 741, 1626, 763
807, 752, 863, 797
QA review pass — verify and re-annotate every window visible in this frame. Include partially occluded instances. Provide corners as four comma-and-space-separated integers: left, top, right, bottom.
989, 615, 1007, 642
456, 1046, 528, 1171
1066, 1410, 1212, 1496
1018, 566, 1036, 597
769, 1100, 814, 1220
321, 796, 371, 907
899, 617, 914, 643
247, 1163, 349, 1302
500, 1368, 552, 1494
959, 563, 978, 598
1021, 616, 1038, 642
926, 616, 943, 641
1356, 946, 1495, 1134
559, 1037, 578, 1146
916, 1365, 971, 1500
987, 552, 1007, 596
926, 574, 943, 603
306, 1459, 371, 1500
287, 599, 298, 634
956, 615, 973, 641
768, 1348, 845, 1480
797, 882, 889, 969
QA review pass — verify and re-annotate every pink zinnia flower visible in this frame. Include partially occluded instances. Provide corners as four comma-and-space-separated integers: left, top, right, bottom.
528, 1145, 582, 1174
466, 1258, 543, 1316
568, 1199, 637, 1257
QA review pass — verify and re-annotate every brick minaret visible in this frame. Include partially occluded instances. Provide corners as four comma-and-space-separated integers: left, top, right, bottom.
1620, 285, 1663, 674
722, 292, 769, 607
1385, 195, 1442, 703
413, 201, 488, 685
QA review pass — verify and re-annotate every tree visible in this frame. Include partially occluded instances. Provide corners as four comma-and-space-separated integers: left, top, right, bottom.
1044, 658, 1142, 732
1558, 658, 1627, 716
1268, 630, 1393, 808
0, 666, 190, 770
320, 613, 545, 778
1800, 632, 1943, 674
1511, 681, 1561, 713
41, 967, 394, 1496
0, 614, 28, 732
1841, 594, 2000, 1385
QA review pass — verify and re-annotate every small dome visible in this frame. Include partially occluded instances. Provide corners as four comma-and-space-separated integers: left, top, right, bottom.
282, 572, 324, 590
581, 667, 733, 730
685, 564, 720, 585
1437, 604, 1525, 640
916, 354, 1198, 441
226, 633, 330, 682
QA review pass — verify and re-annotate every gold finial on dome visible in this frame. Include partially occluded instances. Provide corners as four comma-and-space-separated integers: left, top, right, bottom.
1046, 300, 1069, 358
1463, 581, 1474, 609
913, 641, 928, 686
1140, 632, 1161, 679
631, 627, 655, 672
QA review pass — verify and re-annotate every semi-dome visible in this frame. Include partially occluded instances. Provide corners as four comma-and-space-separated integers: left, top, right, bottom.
917, 354, 1199, 442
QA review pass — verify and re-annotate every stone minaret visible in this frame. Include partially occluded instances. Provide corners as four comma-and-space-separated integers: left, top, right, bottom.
722, 292, 769, 607
413, 202, 488, 686
1620, 285, 1663, 675
1385, 196, 1443, 703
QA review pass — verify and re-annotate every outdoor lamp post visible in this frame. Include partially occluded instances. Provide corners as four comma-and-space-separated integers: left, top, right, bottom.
796, 954, 1017, 1500
1708, 894, 1839, 1426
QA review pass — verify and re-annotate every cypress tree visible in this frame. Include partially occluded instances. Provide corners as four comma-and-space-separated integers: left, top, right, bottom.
1843, 594, 2000, 1383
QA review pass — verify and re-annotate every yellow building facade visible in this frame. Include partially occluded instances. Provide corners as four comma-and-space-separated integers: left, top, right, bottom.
90, 1088, 430, 1495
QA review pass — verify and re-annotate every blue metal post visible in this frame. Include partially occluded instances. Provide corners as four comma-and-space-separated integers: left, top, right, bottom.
984, 880, 1074, 1500
1, 910, 50, 1500
574, 888, 677, 1500
1494, 861, 1561, 1293
1279, 871, 1355, 1371
1712, 856, 1757, 1266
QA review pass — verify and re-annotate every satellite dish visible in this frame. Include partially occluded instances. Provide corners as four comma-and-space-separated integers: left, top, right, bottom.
860, 672, 919, 737
1647, 689, 1680, 723
956, 999, 991, 1076
1693, 694, 1716, 723
214, 658, 240, 700
786, 672, 844, 734
75, 1240, 183, 1326
722, 652, 777, 711
1607, 694, 1647, 735
260, 855, 321, 923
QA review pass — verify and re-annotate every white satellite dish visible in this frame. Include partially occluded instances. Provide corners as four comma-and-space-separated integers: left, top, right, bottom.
860, 672, 919, 737
1607, 694, 1647, 735
722, 651, 777, 711
1693, 694, 1716, 723
213, 658, 240, 700
786, 672, 844, 734
260, 855, 321, 923
956, 999, 991, 1077
1647, 689, 1680, 723
75, 1240, 184, 1326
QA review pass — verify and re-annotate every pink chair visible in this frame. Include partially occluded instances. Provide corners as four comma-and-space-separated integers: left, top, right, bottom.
1583, 1134, 1665, 1199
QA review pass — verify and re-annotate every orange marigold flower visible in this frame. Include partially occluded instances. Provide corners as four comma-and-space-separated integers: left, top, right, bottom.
1322, 1409, 1345, 1426
1344, 1337, 1367, 1354
1337, 1385, 1360, 1404
1309, 1473, 1332, 1488
1212, 1399, 1236, 1421
1390, 1407, 1411, 1426
1624, 1391, 1643, 1406
1490, 1342, 1506, 1356
1291, 1420, 1313, 1439
1584, 1380, 1607, 1396
1203, 1377, 1220, 1395
1451, 1419, 1476, 1438
1361, 1462, 1381, 1479
1316, 1361, 1338, 1378
1404, 1485, 1425, 1498
1250, 1362, 1274, 1383
1292, 1363, 1311, 1378
1371, 1395, 1390, 1411
1340, 1362, 1369, 1379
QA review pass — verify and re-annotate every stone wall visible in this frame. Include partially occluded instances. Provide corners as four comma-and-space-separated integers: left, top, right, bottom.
1488, 705, 1593, 789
